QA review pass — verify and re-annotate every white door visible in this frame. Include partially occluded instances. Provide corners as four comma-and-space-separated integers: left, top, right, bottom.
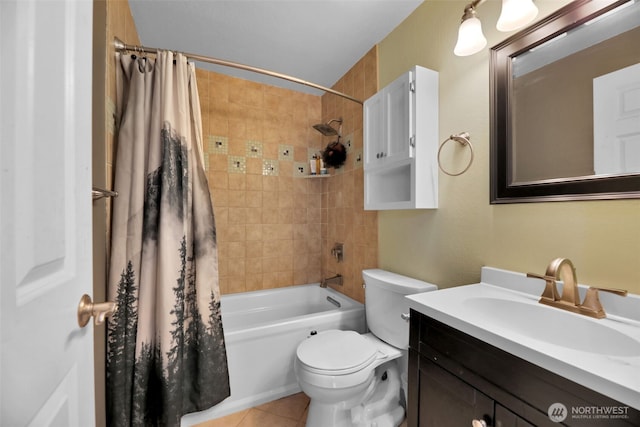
0, 0, 95, 426
593, 62, 640, 175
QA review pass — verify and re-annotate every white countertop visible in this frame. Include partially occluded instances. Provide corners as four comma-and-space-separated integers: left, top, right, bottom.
406, 267, 640, 410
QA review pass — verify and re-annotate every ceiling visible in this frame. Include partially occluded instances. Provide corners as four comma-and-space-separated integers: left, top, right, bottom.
128, 0, 424, 97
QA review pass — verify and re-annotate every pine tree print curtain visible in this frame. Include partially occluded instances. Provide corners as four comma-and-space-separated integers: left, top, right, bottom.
107, 51, 230, 426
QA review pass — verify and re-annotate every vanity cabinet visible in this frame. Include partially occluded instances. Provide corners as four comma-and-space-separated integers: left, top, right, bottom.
408, 311, 640, 427
418, 357, 534, 427
363, 65, 438, 210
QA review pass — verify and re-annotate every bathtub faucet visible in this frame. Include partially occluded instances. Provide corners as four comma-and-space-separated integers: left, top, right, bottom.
320, 274, 343, 288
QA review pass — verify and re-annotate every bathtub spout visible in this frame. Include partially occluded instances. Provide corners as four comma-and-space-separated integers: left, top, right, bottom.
320, 274, 343, 288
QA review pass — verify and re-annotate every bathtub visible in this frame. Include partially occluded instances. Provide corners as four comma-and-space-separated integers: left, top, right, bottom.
181, 283, 366, 425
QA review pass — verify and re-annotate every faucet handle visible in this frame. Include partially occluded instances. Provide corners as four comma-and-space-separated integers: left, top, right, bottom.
592, 287, 628, 297
580, 287, 628, 318
527, 272, 559, 301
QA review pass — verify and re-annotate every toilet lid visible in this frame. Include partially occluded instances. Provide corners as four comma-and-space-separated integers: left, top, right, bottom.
296, 330, 378, 374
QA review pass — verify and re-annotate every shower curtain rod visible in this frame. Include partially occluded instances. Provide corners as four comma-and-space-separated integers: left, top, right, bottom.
114, 38, 363, 105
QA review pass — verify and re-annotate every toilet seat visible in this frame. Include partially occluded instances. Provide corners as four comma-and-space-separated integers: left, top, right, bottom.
295, 330, 402, 390
297, 330, 378, 375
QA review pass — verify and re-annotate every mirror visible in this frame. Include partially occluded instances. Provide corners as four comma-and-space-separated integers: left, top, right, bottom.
490, 0, 640, 203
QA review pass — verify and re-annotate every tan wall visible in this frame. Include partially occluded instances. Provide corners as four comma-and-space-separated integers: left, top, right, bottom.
377, 0, 640, 293
320, 48, 379, 303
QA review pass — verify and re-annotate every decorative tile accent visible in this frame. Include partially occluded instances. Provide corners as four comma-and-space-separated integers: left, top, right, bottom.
294, 162, 308, 176
208, 135, 228, 154
343, 133, 354, 153
352, 148, 363, 169
228, 156, 246, 174
203, 154, 210, 172
278, 144, 294, 161
245, 140, 263, 158
262, 159, 279, 176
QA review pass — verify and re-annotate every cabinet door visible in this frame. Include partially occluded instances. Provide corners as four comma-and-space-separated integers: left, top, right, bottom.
418, 358, 494, 427
495, 404, 535, 427
384, 70, 413, 163
363, 89, 384, 167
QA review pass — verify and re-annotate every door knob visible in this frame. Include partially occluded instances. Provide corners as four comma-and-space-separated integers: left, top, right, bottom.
77, 294, 117, 327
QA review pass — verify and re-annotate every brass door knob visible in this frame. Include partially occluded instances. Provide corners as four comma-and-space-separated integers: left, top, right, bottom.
77, 294, 117, 327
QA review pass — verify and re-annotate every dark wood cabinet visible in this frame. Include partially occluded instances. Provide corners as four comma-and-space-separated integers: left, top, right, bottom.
418, 356, 493, 426
495, 404, 535, 427
408, 310, 640, 427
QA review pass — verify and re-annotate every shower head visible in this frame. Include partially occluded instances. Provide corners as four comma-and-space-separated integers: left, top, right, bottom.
313, 118, 343, 136
313, 124, 338, 136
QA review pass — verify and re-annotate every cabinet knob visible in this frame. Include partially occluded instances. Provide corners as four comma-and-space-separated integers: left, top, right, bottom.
471, 420, 487, 427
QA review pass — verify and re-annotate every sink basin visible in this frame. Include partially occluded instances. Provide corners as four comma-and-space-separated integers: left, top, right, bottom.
464, 297, 640, 357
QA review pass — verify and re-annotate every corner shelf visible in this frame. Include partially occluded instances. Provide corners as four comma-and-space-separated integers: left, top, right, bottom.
296, 174, 331, 179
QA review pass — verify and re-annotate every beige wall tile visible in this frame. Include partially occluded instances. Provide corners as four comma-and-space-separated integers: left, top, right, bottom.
198, 49, 375, 298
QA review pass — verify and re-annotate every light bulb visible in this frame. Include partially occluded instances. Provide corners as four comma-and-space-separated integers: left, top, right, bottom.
497, 0, 539, 32
454, 16, 487, 56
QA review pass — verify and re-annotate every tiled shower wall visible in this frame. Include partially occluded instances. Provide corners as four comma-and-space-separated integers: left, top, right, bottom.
196, 69, 327, 294
197, 46, 379, 301
321, 47, 379, 303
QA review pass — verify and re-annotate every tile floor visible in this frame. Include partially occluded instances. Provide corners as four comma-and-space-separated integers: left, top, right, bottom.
194, 393, 309, 427
194, 392, 408, 427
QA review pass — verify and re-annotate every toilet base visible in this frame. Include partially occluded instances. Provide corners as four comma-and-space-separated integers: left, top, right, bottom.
306, 401, 354, 427
305, 363, 405, 427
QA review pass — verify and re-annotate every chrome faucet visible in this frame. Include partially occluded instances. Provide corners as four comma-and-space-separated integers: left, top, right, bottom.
320, 274, 343, 288
527, 258, 627, 319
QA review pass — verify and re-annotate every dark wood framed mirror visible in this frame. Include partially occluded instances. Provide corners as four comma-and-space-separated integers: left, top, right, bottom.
490, 0, 640, 203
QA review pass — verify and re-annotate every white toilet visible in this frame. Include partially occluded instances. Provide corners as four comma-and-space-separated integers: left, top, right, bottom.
295, 269, 437, 427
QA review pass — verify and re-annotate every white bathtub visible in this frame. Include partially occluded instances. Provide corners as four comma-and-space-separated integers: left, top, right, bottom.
181, 284, 366, 425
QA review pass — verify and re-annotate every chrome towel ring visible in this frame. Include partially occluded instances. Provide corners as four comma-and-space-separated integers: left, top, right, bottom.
437, 132, 474, 176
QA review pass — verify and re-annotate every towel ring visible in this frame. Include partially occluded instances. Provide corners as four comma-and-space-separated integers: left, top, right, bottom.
437, 132, 474, 176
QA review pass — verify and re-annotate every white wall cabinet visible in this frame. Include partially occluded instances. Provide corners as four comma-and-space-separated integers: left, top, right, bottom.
364, 74, 412, 167
364, 65, 438, 210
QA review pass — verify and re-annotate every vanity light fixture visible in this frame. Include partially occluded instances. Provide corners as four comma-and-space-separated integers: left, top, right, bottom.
454, 0, 539, 56
453, 2, 487, 56
497, 0, 539, 31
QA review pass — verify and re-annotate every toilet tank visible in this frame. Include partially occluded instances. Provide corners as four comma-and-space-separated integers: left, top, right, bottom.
363, 269, 437, 349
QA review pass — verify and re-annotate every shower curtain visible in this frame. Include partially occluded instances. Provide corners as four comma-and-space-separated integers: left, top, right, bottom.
107, 51, 230, 426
